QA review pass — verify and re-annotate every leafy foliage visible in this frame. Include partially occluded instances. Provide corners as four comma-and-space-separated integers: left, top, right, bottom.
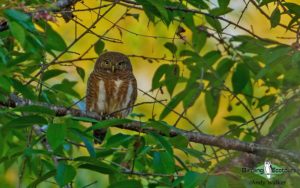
0, 0, 299, 187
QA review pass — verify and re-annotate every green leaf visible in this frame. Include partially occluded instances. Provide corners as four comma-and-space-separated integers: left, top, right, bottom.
184, 172, 207, 188
37, 21, 67, 51
165, 64, 180, 96
270, 8, 281, 28
71, 129, 96, 157
4, 9, 36, 32
210, 7, 232, 16
5, 115, 47, 129
13, 105, 55, 115
164, 42, 177, 54
192, 31, 207, 52
148, 0, 169, 24
187, 0, 209, 9
55, 162, 76, 187
42, 69, 66, 81
256, 95, 276, 108
94, 39, 105, 54
270, 102, 299, 131
205, 89, 220, 122
203, 50, 221, 66
232, 63, 250, 93
51, 79, 80, 98
169, 135, 189, 148
108, 180, 143, 188
78, 163, 117, 174
216, 58, 235, 78
76, 66, 85, 81
12, 79, 36, 100
149, 132, 173, 155
183, 86, 202, 109
28, 170, 56, 188
153, 151, 175, 174
160, 90, 186, 120
86, 118, 134, 132
75, 156, 118, 174
152, 64, 169, 90
46, 124, 66, 150
205, 16, 222, 31
9, 21, 26, 45
284, 3, 300, 17
72, 116, 98, 123
206, 175, 229, 188
277, 118, 300, 145
179, 148, 206, 160
224, 116, 246, 123
144, 120, 171, 135
105, 133, 133, 148
218, 0, 230, 8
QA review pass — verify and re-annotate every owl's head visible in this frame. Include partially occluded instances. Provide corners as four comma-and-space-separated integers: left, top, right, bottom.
94, 51, 132, 73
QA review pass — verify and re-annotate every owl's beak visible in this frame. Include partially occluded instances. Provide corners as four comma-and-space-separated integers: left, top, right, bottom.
111, 65, 115, 72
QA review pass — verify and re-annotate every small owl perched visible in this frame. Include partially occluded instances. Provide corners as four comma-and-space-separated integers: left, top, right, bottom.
86, 52, 137, 144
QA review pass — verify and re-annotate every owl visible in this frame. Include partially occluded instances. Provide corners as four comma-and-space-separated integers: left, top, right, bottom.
86, 51, 137, 144
264, 160, 272, 179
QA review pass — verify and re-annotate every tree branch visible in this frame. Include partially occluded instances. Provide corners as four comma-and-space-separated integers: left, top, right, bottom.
1, 94, 300, 164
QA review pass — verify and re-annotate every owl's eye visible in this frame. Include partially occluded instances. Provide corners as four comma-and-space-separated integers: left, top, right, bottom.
103, 60, 109, 65
118, 61, 124, 66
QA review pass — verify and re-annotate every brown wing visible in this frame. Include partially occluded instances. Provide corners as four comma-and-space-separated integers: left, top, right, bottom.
123, 74, 137, 117
86, 72, 98, 112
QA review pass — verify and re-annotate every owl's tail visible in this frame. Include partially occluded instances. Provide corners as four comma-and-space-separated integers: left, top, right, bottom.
93, 127, 107, 144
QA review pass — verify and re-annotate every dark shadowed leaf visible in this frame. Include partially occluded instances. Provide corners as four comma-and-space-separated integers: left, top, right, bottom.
232, 63, 250, 93
224, 116, 246, 123
192, 31, 207, 52
284, 3, 300, 17
218, 0, 230, 8
76, 66, 85, 81
152, 64, 169, 90
108, 180, 143, 188
5, 115, 47, 129
160, 90, 187, 120
86, 118, 134, 132
94, 39, 105, 54
270, 8, 281, 28
28, 170, 56, 188
165, 64, 180, 96
205, 16, 222, 31
164, 42, 177, 54
256, 95, 276, 108
42, 69, 66, 81
36, 21, 67, 51
13, 105, 55, 115
205, 89, 220, 122
216, 58, 235, 78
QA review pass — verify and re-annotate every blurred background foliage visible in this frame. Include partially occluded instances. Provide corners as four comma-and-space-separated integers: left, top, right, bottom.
0, 0, 300, 187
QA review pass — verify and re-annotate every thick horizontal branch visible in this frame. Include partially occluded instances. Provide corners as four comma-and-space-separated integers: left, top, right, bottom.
1, 94, 300, 163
